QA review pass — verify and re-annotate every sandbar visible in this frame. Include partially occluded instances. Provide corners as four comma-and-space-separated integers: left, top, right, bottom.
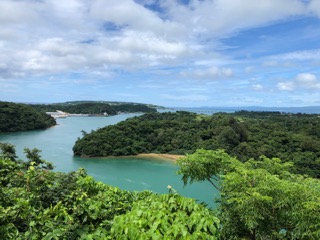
136, 153, 184, 162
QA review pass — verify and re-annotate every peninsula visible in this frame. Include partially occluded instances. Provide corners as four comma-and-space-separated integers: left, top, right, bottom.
30, 100, 159, 117
73, 111, 320, 177
0, 101, 56, 133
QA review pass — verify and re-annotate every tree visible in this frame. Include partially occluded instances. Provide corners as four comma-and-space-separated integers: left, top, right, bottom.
177, 149, 238, 190
0, 145, 221, 239
24, 148, 54, 170
110, 191, 220, 239
177, 150, 320, 239
0, 143, 17, 161
0, 101, 56, 132
73, 111, 320, 177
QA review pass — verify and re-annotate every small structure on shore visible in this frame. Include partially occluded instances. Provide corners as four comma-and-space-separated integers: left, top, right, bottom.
46, 110, 69, 118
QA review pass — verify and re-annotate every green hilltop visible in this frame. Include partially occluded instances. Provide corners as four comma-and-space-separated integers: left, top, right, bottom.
73, 111, 320, 177
29, 101, 159, 115
0, 101, 56, 133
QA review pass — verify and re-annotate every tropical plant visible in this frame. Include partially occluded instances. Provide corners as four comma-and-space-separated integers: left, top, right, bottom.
177, 149, 320, 239
0, 145, 220, 239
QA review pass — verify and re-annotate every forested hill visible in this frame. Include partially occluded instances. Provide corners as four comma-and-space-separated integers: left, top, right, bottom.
73, 111, 320, 177
0, 101, 56, 133
30, 101, 158, 115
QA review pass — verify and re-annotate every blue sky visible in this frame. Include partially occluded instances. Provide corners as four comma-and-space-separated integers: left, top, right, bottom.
1, 0, 320, 107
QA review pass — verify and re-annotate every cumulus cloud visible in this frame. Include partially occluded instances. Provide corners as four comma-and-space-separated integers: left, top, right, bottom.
0, 0, 199, 79
0, 0, 315, 80
296, 73, 320, 89
277, 82, 295, 91
1, 32, 189, 78
164, 0, 307, 38
117, 31, 187, 56
90, 0, 184, 38
277, 73, 320, 91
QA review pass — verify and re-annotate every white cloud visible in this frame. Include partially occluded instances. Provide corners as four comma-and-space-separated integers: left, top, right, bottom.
277, 82, 295, 91
38, 38, 80, 57
296, 73, 317, 83
267, 49, 320, 61
0, 0, 39, 24
164, 0, 307, 38
90, 0, 184, 38
309, 0, 320, 17
0, 0, 319, 107
296, 73, 320, 89
1, 32, 189, 78
0, 0, 313, 80
277, 73, 320, 91
117, 31, 187, 56
182, 66, 233, 80
46, 0, 87, 18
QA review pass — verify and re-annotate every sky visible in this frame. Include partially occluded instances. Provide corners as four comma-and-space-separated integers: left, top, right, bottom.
1, 0, 320, 107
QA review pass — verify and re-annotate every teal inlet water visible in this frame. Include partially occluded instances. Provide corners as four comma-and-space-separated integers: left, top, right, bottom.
0, 113, 218, 207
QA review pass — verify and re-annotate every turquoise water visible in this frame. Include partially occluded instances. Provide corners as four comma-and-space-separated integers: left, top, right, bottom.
0, 114, 218, 207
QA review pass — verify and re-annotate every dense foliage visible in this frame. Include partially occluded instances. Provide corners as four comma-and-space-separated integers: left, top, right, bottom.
30, 101, 157, 115
73, 111, 320, 177
2, 144, 319, 239
0, 144, 219, 239
0, 101, 56, 133
177, 149, 320, 240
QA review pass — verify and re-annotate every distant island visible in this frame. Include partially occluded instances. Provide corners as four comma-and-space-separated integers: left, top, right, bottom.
30, 101, 159, 118
173, 105, 320, 114
0, 101, 56, 133
73, 111, 320, 177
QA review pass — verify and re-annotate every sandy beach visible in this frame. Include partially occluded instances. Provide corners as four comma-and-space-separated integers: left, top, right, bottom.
136, 153, 184, 162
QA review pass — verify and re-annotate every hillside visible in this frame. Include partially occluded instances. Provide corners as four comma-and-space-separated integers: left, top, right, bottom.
30, 101, 158, 115
73, 111, 320, 177
0, 101, 56, 132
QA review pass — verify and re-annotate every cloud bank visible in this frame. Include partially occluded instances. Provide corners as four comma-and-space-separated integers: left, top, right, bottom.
0, 0, 319, 106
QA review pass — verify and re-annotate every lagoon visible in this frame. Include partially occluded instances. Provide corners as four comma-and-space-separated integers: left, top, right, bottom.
0, 113, 217, 207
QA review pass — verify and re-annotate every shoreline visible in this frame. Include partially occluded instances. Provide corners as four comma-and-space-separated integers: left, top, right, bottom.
136, 153, 184, 162
77, 153, 185, 162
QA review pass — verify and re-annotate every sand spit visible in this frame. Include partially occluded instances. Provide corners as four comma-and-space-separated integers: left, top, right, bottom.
136, 153, 184, 161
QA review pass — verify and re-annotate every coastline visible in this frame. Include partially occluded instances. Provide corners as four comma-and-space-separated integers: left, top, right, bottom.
78, 153, 185, 162
136, 153, 184, 162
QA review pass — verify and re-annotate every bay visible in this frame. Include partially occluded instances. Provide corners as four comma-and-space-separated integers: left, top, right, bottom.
0, 113, 217, 207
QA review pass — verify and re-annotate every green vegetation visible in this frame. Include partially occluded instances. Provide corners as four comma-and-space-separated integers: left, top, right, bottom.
177, 149, 320, 239
30, 101, 158, 115
73, 111, 320, 177
2, 108, 319, 238
0, 101, 56, 133
1, 144, 319, 239
0, 144, 219, 239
